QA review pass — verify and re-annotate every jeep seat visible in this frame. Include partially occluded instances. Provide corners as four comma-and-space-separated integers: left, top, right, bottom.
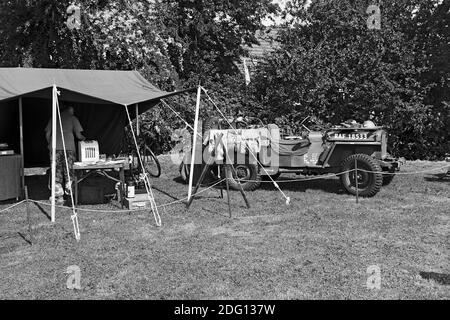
267, 124, 311, 156
278, 139, 311, 156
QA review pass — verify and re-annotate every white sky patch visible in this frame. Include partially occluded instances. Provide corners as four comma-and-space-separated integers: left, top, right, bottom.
263, 0, 312, 26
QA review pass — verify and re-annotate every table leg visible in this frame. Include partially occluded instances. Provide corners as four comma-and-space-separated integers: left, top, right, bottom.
119, 167, 125, 209
74, 170, 79, 206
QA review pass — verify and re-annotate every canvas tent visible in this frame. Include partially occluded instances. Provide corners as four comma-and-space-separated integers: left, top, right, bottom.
0, 68, 191, 167
0, 67, 194, 226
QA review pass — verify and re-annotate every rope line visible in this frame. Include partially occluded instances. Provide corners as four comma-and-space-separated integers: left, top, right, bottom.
156, 178, 226, 209
0, 162, 447, 215
224, 165, 450, 183
202, 87, 291, 205
160, 99, 196, 132
0, 179, 227, 215
357, 165, 449, 176
0, 200, 27, 214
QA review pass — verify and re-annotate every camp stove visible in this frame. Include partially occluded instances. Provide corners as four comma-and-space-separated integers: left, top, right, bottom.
78, 140, 100, 163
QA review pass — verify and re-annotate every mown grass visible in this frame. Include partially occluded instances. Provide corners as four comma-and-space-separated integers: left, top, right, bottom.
0, 159, 449, 299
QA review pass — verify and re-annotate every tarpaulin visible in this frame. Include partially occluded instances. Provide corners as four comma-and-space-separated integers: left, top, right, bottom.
0, 68, 185, 106
0, 68, 194, 167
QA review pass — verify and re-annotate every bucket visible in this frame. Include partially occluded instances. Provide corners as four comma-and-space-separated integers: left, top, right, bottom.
127, 181, 135, 198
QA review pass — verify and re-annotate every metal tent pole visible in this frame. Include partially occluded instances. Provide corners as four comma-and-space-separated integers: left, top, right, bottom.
135, 104, 140, 137
51, 85, 57, 222
187, 86, 202, 202
18, 97, 25, 192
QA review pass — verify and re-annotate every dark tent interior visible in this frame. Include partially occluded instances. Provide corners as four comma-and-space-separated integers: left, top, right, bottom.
0, 68, 185, 168
0, 96, 147, 167
0, 95, 139, 201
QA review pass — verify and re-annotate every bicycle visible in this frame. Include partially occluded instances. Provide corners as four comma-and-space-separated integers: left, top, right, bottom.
119, 134, 162, 189
132, 141, 161, 179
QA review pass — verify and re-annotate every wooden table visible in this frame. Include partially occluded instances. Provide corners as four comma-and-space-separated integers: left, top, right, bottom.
73, 161, 126, 207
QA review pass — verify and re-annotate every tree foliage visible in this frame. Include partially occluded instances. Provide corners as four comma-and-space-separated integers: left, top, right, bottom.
0, 0, 275, 153
0, 0, 184, 89
0, 0, 448, 159
251, 0, 449, 159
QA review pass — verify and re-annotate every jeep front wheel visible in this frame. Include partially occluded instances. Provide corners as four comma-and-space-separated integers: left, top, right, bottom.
225, 164, 261, 191
340, 154, 383, 197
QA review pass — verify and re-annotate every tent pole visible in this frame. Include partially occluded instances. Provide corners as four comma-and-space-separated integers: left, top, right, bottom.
136, 104, 140, 136
51, 85, 57, 223
18, 97, 25, 192
187, 86, 202, 201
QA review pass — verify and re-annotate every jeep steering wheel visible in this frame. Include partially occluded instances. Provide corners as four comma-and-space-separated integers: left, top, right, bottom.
234, 119, 247, 129
300, 116, 311, 132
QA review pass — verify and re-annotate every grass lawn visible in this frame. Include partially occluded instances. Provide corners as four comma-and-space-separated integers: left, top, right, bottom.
0, 158, 449, 299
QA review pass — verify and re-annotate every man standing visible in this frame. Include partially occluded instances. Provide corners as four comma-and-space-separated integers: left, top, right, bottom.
45, 104, 86, 204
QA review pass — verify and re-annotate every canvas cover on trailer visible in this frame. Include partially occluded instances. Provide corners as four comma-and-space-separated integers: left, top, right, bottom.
0, 68, 188, 166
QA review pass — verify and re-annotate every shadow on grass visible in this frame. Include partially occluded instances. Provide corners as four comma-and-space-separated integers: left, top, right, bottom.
420, 271, 450, 286
424, 173, 450, 183
17, 232, 32, 245
172, 175, 223, 187
0, 232, 31, 249
171, 174, 347, 196
172, 170, 346, 194
152, 185, 181, 201
259, 177, 346, 195
32, 202, 51, 221
200, 206, 234, 218
172, 176, 186, 184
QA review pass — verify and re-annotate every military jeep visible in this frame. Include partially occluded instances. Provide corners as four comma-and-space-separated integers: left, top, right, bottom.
181, 116, 403, 197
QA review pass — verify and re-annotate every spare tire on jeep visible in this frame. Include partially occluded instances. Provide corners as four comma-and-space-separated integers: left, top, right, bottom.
340, 154, 383, 197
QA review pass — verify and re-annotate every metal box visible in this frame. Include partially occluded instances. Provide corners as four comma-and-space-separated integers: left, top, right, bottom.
78, 140, 99, 163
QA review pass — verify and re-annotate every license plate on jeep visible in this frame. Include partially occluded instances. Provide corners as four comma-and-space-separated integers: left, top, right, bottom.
329, 132, 375, 141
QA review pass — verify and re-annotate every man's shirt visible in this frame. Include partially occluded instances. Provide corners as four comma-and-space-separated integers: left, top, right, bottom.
45, 112, 83, 151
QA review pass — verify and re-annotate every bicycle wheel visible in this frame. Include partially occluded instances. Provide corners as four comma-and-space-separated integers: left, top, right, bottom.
140, 145, 161, 178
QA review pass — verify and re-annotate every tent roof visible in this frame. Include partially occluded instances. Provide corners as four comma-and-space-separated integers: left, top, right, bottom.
0, 67, 187, 105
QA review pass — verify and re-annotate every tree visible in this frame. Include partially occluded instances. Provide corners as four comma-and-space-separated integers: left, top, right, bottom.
159, 0, 279, 84
252, 0, 449, 159
0, 0, 183, 90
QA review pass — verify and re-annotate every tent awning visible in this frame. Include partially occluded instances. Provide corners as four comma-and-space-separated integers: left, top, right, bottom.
0, 67, 191, 105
